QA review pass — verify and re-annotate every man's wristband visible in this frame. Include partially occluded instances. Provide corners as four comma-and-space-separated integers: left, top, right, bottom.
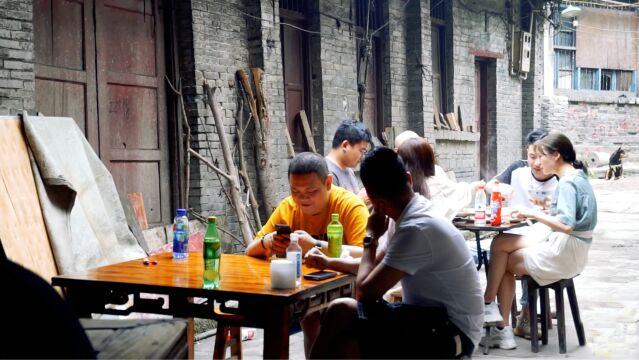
260, 236, 268, 250
315, 240, 323, 249
363, 235, 375, 248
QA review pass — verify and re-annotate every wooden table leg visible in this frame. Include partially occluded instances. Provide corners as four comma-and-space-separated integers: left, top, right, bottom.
263, 305, 291, 359
187, 317, 195, 360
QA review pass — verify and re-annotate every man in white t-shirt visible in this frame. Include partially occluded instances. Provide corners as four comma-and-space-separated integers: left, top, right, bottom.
484, 129, 558, 345
310, 147, 483, 358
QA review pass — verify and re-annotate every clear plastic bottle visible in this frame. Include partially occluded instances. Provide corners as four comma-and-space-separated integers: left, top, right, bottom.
490, 180, 503, 226
203, 216, 221, 289
327, 213, 343, 258
474, 185, 487, 226
172, 208, 189, 259
286, 233, 302, 286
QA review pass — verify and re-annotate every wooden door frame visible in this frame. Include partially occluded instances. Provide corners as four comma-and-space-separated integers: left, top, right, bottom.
280, 8, 313, 151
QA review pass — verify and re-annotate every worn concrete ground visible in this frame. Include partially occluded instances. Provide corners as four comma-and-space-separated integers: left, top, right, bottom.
195, 176, 639, 359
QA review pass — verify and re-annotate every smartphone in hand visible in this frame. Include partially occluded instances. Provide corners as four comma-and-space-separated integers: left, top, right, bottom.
303, 270, 337, 281
275, 224, 292, 235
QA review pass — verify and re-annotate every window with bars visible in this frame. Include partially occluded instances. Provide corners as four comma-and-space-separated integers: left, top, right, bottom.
280, 0, 305, 13
356, 0, 382, 30
579, 68, 634, 91
555, 49, 575, 89
580, 68, 598, 90
553, 7, 636, 92
430, 0, 446, 20
431, 0, 450, 118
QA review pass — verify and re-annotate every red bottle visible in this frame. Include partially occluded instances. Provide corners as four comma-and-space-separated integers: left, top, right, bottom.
490, 181, 502, 226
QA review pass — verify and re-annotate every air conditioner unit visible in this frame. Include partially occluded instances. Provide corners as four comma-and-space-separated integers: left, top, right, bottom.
512, 31, 532, 73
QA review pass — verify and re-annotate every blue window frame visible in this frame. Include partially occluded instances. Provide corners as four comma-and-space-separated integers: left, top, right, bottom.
553, 8, 636, 92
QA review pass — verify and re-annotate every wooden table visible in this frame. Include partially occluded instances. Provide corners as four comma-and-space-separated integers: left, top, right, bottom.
453, 219, 529, 272
52, 253, 355, 359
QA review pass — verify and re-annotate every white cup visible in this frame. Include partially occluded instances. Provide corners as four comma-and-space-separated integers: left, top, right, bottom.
270, 259, 296, 290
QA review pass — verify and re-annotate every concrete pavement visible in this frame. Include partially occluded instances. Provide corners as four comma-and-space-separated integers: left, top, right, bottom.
195, 176, 639, 359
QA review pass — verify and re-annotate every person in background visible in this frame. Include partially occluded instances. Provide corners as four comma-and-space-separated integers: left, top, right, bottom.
484, 128, 558, 341
325, 119, 372, 197
398, 137, 484, 220
309, 147, 483, 359
245, 152, 368, 355
482, 132, 597, 350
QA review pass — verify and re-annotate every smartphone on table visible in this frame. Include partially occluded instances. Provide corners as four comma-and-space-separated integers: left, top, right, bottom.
303, 270, 338, 281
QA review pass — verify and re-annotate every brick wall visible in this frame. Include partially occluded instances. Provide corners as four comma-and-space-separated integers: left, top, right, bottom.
405, 0, 427, 137
430, 0, 527, 181
315, 0, 360, 154
521, 17, 544, 158
2, 0, 544, 249
541, 95, 639, 159
0, 0, 34, 114
175, 0, 291, 252
383, 0, 409, 135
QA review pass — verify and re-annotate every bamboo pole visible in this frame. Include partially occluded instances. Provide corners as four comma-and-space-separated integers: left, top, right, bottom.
237, 69, 277, 215
203, 82, 253, 246
235, 97, 262, 231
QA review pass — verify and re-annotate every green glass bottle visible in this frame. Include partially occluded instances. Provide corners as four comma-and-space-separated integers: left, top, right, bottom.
203, 216, 221, 289
326, 213, 343, 258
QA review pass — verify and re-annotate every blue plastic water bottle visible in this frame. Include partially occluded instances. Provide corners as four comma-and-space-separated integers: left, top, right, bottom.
173, 208, 189, 259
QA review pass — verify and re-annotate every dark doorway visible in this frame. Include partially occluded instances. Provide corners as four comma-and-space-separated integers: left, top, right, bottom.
360, 37, 383, 140
475, 59, 496, 180
281, 9, 311, 152
475, 60, 488, 180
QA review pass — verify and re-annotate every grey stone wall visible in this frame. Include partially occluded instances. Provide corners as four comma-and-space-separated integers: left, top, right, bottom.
315, 1, 360, 154
0, 0, 34, 114
430, 0, 527, 181
1, 0, 545, 249
521, 15, 544, 158
541, 95, 639, 159
405, 0, 428, 138
176, 0, 290, 252
383, 0, 409, 135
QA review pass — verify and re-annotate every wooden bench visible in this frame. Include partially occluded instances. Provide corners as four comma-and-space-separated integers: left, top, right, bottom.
0, 115, 188, 358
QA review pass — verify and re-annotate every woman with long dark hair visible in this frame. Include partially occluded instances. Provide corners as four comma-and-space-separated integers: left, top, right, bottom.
482, 132, 597, 349
397, 137, 484, 220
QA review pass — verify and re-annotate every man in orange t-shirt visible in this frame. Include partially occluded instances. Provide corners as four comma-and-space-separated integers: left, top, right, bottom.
246, 152, 368, 258
245, 152, 369, 357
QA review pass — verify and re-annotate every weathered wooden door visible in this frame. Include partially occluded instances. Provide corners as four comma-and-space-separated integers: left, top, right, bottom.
34, 0, 170, 227
34, 0, 98, 148
281, 15, 310, 152
95, 0, 169, 227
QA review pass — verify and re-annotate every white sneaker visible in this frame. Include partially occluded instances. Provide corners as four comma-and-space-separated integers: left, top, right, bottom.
491, 326, 517, 350
484, 302, 502, 323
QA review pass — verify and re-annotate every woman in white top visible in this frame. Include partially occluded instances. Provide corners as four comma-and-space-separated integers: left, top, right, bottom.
397, 137, 484, 220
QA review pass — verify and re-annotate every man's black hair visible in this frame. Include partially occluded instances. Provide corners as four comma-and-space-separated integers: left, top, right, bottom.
526, 128, 549, 146
331, 119, 372, 149
360, 147, 410, 199
288, 152, 329, 181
